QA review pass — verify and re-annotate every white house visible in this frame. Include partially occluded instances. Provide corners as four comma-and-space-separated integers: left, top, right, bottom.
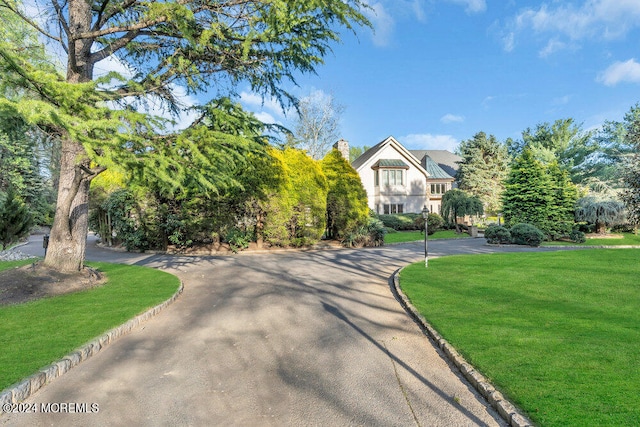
349, 136, 460, 215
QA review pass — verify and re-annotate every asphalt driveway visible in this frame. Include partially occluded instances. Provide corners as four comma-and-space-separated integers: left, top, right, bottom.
3, 237, 556, 426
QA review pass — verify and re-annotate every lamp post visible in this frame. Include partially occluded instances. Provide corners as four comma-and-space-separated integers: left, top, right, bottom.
422, 205, 429, 268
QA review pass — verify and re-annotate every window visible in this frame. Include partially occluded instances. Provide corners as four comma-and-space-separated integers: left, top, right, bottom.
374, 170, 379, 186
430, 183, 448, 195
383, 204, 404, 214
381, 169, 403, 186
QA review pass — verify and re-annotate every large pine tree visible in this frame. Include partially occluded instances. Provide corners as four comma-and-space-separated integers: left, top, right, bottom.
456, 131, 510, 215
502, 149, 555, 231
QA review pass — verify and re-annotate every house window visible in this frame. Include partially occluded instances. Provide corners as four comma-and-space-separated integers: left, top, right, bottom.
383, 204, 404, 214
382, 169, 403, 186
430, 183, 448, 195
374, 170, 379, 186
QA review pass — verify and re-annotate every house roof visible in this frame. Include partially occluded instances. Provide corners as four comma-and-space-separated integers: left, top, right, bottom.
423, 156, 453, 179
372, 159, 410, 169
351, 139, 386, 170
351, 136, 427, 178
409, 149, 461, 178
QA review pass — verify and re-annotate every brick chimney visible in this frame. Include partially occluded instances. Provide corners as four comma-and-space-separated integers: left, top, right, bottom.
333, 139, 349, 161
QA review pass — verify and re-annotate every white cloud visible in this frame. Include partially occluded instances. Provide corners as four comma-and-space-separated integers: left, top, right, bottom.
538, 38, 567, 58
446, 0, 486, 14
503, 0, 640, 53
402, 133, 459, 151
597, 59, 640, 86
552, 95, 571, 105
440, 113, 464, 124
239, 90, 288, 121
365, 2, 395, 47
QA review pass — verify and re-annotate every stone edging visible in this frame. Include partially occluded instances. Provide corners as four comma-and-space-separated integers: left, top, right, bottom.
392, 268, 534, 427
0, 280, 184, 413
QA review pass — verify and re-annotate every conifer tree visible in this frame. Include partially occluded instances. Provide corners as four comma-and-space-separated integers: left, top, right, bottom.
456, 132, 510, 215
502, 149, 555, 232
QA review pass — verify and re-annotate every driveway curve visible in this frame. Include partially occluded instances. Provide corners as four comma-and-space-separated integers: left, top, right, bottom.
3, 237, 566, 426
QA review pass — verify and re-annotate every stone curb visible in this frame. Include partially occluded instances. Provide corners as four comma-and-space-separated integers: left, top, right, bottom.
391, 269, 535, 427
0, 280, 184, 414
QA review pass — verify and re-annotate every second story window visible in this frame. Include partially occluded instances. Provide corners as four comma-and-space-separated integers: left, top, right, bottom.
430, 183, 448, 195
382, 169, 403, 186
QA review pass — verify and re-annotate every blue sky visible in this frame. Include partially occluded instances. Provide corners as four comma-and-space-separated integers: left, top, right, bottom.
238, 0, 640, 152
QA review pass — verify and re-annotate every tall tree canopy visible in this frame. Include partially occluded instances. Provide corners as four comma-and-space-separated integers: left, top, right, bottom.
502, 149, 578, 238
455, 131, 510, 215
291, 91, 345, 160
0, 0, 370, 271
507, 118, 599, 184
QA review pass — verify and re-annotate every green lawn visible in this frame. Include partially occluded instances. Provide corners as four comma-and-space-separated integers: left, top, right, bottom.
384, 229, 470, 244
400, 250, 640, 427
543, 232, 640, 246
0, 262, 180, 391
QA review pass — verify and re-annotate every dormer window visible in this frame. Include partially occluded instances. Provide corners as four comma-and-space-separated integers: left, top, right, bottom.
372, 159, 409, 187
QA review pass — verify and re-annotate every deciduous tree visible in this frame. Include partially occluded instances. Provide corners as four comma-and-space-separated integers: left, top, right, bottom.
291, 91, 345, 160
440, 189, 483, 232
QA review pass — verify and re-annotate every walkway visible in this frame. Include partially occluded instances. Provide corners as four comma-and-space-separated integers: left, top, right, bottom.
3, 237, 559, 426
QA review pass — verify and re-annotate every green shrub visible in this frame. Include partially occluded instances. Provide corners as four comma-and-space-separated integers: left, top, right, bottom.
413, 213, 445, 235
225, 228, 253, 253
343, 217, 386, 248
570, 229, 586, 243
379, 213, 421, 231
484, 224, 511, 244
510, 223, 545, 246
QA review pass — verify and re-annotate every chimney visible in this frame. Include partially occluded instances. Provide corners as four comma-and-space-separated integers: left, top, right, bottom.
333, 139, 349, 161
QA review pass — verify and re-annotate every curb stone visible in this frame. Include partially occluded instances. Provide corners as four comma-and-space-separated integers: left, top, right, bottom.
392, 269, 535, 427
0, 280, 184, 414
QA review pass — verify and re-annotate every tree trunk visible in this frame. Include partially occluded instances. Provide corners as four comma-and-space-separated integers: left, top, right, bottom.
42, 0, 96, 272
43, 139, 91, 271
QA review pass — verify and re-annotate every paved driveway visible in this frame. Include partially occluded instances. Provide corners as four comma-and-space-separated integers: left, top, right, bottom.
4, 237, 558, 426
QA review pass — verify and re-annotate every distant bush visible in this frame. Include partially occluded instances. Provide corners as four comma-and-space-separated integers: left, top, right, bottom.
569, 229, 586, 244
413, 213, 444, 235
484, 224, 511, 244
510, 223, 545, 247
378, 214, 421, 231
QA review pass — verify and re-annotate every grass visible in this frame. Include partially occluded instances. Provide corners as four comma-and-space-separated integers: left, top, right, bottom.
0, 258, 38, 272
543, 232, 640, 246
400, 249, 640, 427
384, 229, 470, 244
0, 261, 180, 391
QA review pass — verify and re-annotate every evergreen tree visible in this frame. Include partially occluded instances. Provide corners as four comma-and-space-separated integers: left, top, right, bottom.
321, 149, 369, 239
502, 150, 555, 232
456, 131, 510, 215
0, 186, 33, 249
546, 162, 579, 239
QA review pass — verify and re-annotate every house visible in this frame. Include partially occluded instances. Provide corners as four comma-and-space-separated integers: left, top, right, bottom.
348, 136, 461, 215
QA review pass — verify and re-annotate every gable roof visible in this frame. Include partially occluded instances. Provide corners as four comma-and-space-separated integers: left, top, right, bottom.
351, 136, 427, 178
